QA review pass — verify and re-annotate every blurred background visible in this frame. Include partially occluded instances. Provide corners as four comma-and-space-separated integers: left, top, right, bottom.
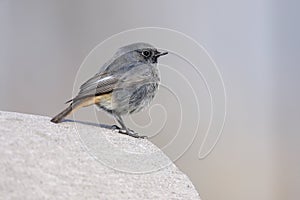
0, 0, 299, 200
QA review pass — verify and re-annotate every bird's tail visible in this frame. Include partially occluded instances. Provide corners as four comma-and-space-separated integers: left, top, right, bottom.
50, 104, 75, 123
50, 96, 98, 123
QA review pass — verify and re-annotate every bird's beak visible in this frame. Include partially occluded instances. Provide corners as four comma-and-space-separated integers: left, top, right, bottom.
155, 51, 168, 57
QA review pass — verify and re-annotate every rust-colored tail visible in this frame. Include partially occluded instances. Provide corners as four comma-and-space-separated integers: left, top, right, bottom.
51, 98, 87, 123
51, 104, 74, 123
50, 96, 105, 123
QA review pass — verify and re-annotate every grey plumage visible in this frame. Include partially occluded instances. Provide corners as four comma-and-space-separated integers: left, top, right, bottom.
51, 42, 168, 138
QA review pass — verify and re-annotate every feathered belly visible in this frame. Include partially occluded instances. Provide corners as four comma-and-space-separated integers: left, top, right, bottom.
110, 82, 159, 115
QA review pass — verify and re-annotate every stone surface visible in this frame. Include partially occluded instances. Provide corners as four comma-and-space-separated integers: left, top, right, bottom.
0, 111, 200, 199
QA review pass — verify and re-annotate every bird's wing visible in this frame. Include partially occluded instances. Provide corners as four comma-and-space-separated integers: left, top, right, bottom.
67, 72, 119, 103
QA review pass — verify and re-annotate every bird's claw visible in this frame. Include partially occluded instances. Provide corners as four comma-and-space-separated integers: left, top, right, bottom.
111, 125, 147, 138
118, 129, 147, 139
111, 125, 121, 130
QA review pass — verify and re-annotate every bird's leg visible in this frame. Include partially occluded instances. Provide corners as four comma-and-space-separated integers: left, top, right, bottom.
113, 115, 147, 139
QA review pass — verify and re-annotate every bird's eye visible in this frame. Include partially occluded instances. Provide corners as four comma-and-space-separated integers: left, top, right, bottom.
142, 50, 151, 57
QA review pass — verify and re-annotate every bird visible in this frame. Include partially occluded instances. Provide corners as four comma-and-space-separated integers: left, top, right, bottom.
50, 42, 168, 138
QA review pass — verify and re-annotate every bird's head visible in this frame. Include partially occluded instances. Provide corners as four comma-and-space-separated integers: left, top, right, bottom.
116, 43, 168, 64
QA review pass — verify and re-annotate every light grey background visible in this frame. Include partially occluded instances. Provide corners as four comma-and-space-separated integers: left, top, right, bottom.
0, 1, 299, 200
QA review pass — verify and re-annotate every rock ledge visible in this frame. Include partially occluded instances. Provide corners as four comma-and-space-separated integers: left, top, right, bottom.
0, 111, 200, 199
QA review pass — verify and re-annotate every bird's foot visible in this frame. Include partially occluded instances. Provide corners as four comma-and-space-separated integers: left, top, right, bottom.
111, 125, 122, 130
111, 125, 147, 139
118, 129, 147, 139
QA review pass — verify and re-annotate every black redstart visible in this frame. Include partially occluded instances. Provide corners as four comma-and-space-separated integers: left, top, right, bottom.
51, 42, 168, 138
